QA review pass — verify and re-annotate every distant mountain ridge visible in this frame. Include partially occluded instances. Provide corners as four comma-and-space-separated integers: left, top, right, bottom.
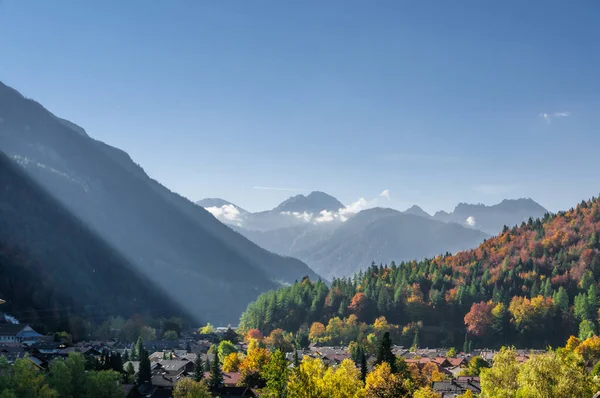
275, 191, 344, 213
0, 80, 318, 324
433, 198, 548, 235
201, 194, 547, 279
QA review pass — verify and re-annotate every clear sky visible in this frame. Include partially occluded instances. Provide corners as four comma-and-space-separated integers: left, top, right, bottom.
1, 0, 599, 213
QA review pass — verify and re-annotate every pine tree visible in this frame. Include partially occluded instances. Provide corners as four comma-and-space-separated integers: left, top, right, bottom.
130, 343, 136, 360
208, 354, 224, 389
205, 356, 211, 373
193, 354, 204, 382
359, 349, 367, 382
135, 337, 144, 361
463, 338, 470, 353
137, 349, 151, 385
375, 332, 397, 373
293, 350, 300, 368
411, 331, 420, 352
122, 349, 129, 362
162, 351, 167, 360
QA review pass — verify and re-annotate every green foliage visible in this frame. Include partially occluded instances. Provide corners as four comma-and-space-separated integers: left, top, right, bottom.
137, 349, 152, 385
261, 349, 289, 397
578, 319, 596, 341
376, 332, 397, 373
163, 330, 179, 341
86, 371, 123, 398
217, 340, 238, 364
461, 356, 490, 377
208, 354, 224, 389
193, 354, 205, 382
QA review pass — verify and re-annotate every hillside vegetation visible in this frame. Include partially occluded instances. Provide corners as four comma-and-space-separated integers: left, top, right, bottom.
240, 196, 600, 348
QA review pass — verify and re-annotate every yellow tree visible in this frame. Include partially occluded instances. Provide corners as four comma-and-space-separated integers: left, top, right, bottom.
516, 349, 595, 398
565, 335, 582, 351
308, 322, 326, 343
479, 347, 519, 398
364, 362, 412, 398
222, 352, 244, 372
287, 357, 326, 398
574, 335, 600, 365
320, 359, 365, 398
420, 362, 445, 384
413, 386, 442, 398
239, 338, 271, 387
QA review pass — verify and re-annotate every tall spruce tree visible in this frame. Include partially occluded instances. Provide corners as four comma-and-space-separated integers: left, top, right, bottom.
208, 355, 224, 389
137, 349, 151, 385
359, 349, 367, 382
193, 354, 204, 382
375, 332, 397, 373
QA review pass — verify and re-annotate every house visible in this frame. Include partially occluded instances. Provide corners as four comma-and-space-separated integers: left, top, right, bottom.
203, 371, 242, 387
156, 359, 194, 376
0, 324, 43, 343
432, 379, 481, 397
0, 345, 26, 362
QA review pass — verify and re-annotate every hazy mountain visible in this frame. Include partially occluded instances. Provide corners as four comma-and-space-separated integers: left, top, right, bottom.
198, 191, 347, 231
0, 80, 318, 324
196, 198, 248, 214
291, 207, 489, 279
403, 205, 432, 219
0, 152, 186, 329
274, 191, 344, 213
433, 198, 548, 235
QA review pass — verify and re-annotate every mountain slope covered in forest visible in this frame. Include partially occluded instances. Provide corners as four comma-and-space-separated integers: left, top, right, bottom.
240, 196, 600, 349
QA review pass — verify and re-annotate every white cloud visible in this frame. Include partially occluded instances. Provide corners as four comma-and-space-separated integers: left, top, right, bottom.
539, 111, 571, 123
205, 204, 243, 224
314, 210, 335, 223
253, 186, 305, 192
281, 211, 313, 222
465, 216, 476, 227
279, 189, 391, 224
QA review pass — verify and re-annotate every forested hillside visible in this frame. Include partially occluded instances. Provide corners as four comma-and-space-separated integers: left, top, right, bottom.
240, 196, 600, 349
0, 152, 186, 331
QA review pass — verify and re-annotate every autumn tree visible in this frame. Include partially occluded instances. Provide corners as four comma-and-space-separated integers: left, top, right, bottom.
364, 362, 411, 398
174, 378, 211, 398
222, 353, 244, 372
217, 340, 238, 364
479, 347, 519, 398
464, 301, 494, 337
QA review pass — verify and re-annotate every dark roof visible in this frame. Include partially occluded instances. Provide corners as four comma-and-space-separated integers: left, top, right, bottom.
432, 380, 481, 396
0, 324, 26, 336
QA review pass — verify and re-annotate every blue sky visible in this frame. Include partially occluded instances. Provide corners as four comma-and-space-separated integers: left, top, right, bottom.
1, 1, 599, 213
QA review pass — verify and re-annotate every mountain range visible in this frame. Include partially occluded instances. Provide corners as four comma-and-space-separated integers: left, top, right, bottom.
0, 81, 318, 324
198, 194, 548, 280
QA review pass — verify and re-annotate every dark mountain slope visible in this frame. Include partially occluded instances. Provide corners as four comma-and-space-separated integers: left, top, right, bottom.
0, 152, 186, 329
0, 81, 317, 323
